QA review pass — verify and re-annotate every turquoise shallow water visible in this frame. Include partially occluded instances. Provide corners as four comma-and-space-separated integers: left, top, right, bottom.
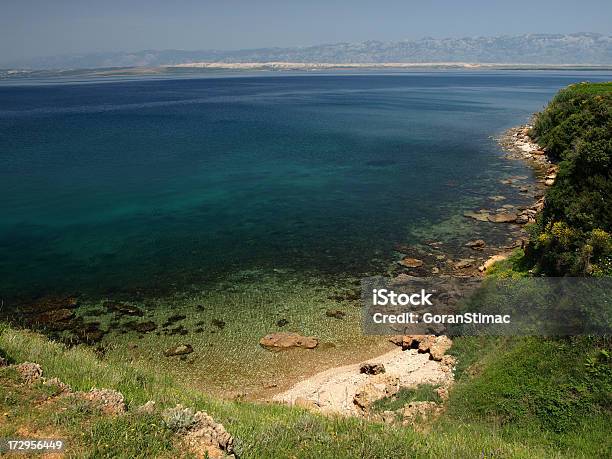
1, 71, 611, 301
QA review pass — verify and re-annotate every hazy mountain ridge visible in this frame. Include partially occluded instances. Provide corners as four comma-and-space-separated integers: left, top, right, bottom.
6, 33, 612, 69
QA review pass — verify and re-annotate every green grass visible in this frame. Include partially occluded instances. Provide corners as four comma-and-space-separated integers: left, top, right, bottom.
442, 249, 612, 457
446, 336, 611, 457
372, 384, 441, 413
483, 249, 531, 279
564, 81, 612, 95
2, 323, 597, 458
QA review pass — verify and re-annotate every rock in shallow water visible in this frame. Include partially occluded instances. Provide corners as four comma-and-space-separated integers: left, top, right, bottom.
398, 257, 423, 268
259, 332, 318, 351
325, 309, 346, 319
464, 211, 490, 222
164, 344, 194, 357
487, 212, 518, 223
465, 239, 486, 249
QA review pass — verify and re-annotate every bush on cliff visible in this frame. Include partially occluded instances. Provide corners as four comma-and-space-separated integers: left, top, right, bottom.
528, 82, 612, 275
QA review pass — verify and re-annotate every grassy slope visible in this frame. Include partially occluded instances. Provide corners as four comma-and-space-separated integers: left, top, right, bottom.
567, 82, 612, 95
1, 325, 557, 459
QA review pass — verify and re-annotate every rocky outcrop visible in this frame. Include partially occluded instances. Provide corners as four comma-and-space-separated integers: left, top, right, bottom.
353, 374, 400, 411
454, 259, 474, 270
259, 332, 318, 351
7, 360, 236, 457
390, 335, 453, 362
429, 336, 453, 361
136, 400, 156, 414
15, 362, 43, 384
75, 388, 126, 415
43, 377, 71, 393
162, 405, 235, 458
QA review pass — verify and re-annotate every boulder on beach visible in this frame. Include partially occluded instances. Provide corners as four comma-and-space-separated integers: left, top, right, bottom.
259, 332, 318, 351
360, 362, 385, 375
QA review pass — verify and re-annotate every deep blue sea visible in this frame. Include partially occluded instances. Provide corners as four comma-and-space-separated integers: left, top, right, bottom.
1, 71, 611, 301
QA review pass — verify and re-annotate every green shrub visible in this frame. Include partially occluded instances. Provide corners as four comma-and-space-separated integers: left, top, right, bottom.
527, 82, 612, 275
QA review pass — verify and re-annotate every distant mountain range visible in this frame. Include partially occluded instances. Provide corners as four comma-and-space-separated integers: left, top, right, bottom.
6, 33, 612, 70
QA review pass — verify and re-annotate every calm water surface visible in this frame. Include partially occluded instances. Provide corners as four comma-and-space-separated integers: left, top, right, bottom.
1, 71, 610, 301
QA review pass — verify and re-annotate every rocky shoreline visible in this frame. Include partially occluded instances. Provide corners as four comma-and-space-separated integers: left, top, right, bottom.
391, 121, 556, 279
270, 121, 557, 418
5, 121, 556, 415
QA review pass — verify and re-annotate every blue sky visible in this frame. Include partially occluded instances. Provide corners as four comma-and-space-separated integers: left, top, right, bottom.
2, 0, 611, 62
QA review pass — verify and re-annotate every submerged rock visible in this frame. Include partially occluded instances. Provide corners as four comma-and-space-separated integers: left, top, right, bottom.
454, 259, 473, 269
398, 257, 423, 268
487, 212, 518, 223
276, 318, 289, 327
163, 314, 186, 327
165, 325, 189, 336
464, 211, 490, 222
35, 308, 75, 330
164, 344, 194, 357
259, 332, 318, 351
325, 309, 346, 320
465, 239, 486, 249
75, 322, 106, 343
130, 321, 157, 333
106, 301, 143, 317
